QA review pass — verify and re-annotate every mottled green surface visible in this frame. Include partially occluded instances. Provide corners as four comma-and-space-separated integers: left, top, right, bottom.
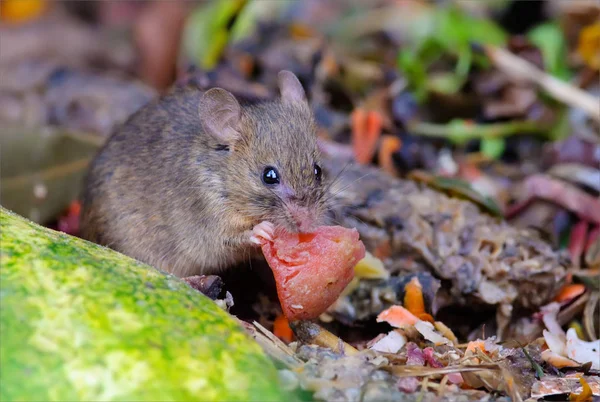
0, 207, 288, 401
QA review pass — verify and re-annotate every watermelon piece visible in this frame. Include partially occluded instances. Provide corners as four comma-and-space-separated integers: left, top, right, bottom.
261, 226, 366, 321
0, 207, 290, 402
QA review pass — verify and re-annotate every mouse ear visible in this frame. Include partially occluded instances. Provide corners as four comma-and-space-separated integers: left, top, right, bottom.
278, 70, 307, 104
199, 88, 242, 144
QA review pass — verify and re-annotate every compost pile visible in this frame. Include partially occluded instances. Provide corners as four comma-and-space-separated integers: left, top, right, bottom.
1, 0, 599, 400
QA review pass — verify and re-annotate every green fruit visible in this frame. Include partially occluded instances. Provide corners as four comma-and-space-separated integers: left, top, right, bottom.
0, 207, 288, 401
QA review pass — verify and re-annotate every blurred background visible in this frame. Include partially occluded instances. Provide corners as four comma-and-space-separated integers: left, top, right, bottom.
0, 0, 598, 264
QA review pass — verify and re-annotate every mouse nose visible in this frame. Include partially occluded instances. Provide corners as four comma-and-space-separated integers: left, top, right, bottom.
287, 204, 318, 233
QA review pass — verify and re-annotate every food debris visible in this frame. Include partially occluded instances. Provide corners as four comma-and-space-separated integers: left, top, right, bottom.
369, 330, 407, 354
261, 225, 366, 321
531, 374, 600, 400
403, 276, 434, 323
351, 108, 383, 165
353, 251, 390, 280
377, 305, 420, 327
377, 305, 452, 345
273, 314, 294, 343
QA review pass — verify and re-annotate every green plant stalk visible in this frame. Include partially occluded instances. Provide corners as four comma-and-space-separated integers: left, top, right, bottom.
409, 120, 549, 145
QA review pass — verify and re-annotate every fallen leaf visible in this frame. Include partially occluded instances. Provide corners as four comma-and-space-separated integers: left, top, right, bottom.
0, 0, 47, 24
531, 374, 600, 399
528, 21, 571, 79
541, 349, 581, 369
507, 174, 600, 225
577, 22, 600, 70
554, 284, 587, 304
570, 376, 593, 401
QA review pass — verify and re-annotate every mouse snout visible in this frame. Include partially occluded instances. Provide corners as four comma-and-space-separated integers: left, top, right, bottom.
285, 203, 319, 233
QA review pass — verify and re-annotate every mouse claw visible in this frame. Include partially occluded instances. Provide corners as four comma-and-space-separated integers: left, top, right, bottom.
250, 221, 275, 244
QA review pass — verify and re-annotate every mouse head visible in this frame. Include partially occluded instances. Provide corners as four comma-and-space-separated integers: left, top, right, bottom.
198, 71, 328, 233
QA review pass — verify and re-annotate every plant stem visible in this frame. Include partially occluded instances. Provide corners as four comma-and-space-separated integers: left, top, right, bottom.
409, 120, 549, 144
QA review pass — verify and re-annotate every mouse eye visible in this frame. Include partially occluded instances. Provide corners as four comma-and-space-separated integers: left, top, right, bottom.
314, 163, 322, 182
262, 166, 280, 185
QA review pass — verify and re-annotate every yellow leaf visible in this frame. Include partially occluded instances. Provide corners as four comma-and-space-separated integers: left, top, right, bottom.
569, 375, 593, 402
0, 0, 46, 23
577, 22, 600, 70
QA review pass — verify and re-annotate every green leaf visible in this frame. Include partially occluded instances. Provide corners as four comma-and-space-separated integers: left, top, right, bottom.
230, 0, 289, 43
435, 5, 507, 70
480, 137, 506, 159
181, 0, 292, 70
181, 0, 248, 70
528, 22, 572, 80
398, 5, 507, 100
522, 347, 544, 380
397, 50, 428, 102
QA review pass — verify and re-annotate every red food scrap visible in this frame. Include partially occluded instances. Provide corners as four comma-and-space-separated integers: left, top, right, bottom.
423, 347, 444, 368
406, 342, 426, 366
261, 225, 366, 321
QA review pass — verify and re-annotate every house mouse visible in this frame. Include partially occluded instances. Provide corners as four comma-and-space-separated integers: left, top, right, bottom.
80, 71, 330, 278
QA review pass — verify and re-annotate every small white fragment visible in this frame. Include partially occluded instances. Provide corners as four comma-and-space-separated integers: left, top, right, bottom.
414, 320, 451, 346
437, 149, 458, 176
290, 304, 303, 310
543, 329, 566, 356
541, 302, 565, 339
33, 183, 47, 199
370, 330, 407, 353
565, 328, 600, 370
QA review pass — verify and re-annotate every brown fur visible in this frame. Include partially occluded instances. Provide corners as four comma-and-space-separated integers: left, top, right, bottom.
80, 72, 329, 277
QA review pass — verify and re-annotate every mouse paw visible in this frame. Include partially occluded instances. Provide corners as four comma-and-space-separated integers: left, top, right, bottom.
250, 221, 275, 245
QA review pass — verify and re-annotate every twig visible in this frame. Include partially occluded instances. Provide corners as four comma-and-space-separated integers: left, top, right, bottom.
385, 363, 500, 377
479, 44, 600, 123
1, 157, 92, 190
241, 320, 303, 368
583, 292, 599, 341
289, 320, 359, 356
63, 130, 106, 147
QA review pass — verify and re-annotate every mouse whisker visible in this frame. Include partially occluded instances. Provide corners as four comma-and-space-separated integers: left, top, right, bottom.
321, 172, 372, 202
322, 161, 352, 194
